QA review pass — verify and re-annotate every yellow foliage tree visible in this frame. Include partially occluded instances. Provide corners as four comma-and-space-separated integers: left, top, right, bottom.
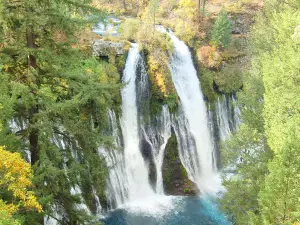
174, 0, 198, 43
0, 146, 43, 216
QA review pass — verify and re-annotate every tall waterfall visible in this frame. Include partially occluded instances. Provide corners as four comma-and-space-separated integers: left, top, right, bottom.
167, 32, 222, 194
120, 44, 155, 202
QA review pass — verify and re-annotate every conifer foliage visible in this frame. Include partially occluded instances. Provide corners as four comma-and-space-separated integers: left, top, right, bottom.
211, 10, 232, 48
0, 0, 118, 224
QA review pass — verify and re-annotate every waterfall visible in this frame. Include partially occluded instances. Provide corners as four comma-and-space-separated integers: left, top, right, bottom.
135, 53, 172, 194
100, 110, 128, 209
99, 44, 175, 215
167, 31, 222, 194
141, 105, 172, 194
120, 43, 155, 201
215, 96, 232, 141
152, 106, 172, 194
232, 95, 242, 130
172, 106, 199, 183
214, 95, 242, 141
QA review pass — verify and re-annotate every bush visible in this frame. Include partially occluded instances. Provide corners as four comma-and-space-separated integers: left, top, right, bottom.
200, 68, 217, 103
211, 10, 232, 48
214, 64, 243, 93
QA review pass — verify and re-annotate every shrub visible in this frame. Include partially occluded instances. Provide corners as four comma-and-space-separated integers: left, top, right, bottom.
211, 10, 232, 48
214, 64, 243, 93
200, 68, 217, 103
119, 18, 140, 41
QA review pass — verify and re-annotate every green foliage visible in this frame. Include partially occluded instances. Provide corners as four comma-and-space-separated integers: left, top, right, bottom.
251, 1, 300, 223
0, 0, 119, 224
220, 65, 270, 224
0, 205, 21, 225
221, 0, 300, 224
119, 18, 141, 41
211, 10, 232, 48
257, 128, 300, 225
199, 68, 217, 103
214, 64, 243, 94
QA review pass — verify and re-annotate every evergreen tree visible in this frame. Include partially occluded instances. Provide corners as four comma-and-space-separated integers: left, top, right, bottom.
0, 0, 120, 224
211, 10, 232, 48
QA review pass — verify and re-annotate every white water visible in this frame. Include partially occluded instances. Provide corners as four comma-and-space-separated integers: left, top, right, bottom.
168, 31, 222, 194
142, 105, 172, 194
120, 43, 155, 201
103, 44, 174, 215
215, 96, 232, 141
99, 110, 128, 208
214, 95, 242, 141
232, 95, 242, 130
153, 106, 172, 194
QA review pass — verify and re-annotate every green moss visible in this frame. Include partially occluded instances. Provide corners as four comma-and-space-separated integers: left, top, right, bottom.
163, 135, 178, 188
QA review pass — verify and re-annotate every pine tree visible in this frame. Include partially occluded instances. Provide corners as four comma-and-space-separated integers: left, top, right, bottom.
0, 0, 120, 224
211, 10, 232, 48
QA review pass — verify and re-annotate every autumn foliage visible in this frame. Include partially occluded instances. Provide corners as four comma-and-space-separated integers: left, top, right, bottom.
0, 146, 42, 216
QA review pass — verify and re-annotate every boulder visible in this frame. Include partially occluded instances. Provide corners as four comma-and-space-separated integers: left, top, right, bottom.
92, 40, 124, 57
162, 134, 199, 196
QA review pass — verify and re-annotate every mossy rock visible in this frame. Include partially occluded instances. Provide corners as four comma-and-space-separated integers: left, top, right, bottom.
162, 134, 199, 196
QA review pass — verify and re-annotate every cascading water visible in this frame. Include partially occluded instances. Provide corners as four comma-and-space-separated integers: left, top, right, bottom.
141, 105, 172, 194
120, 43, 155, 202
135, 54, 172, 194
100, 44, 175, 215
215, 96, 233, 141
100, 110, 128, 208
213, 95, 242, 141
167, 31, 222, 194
232, 95, 242, 130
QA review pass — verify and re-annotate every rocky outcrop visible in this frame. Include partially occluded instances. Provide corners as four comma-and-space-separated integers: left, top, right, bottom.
92, 39, 124, 57
162, 133, 199, 195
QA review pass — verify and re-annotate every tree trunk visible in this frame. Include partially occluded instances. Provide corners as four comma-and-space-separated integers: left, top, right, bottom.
26, 26, 37, 68
27, 26, 40, 166
122, 0, 127, 10
27, 26, 44, 225
196, 0, 203, 21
